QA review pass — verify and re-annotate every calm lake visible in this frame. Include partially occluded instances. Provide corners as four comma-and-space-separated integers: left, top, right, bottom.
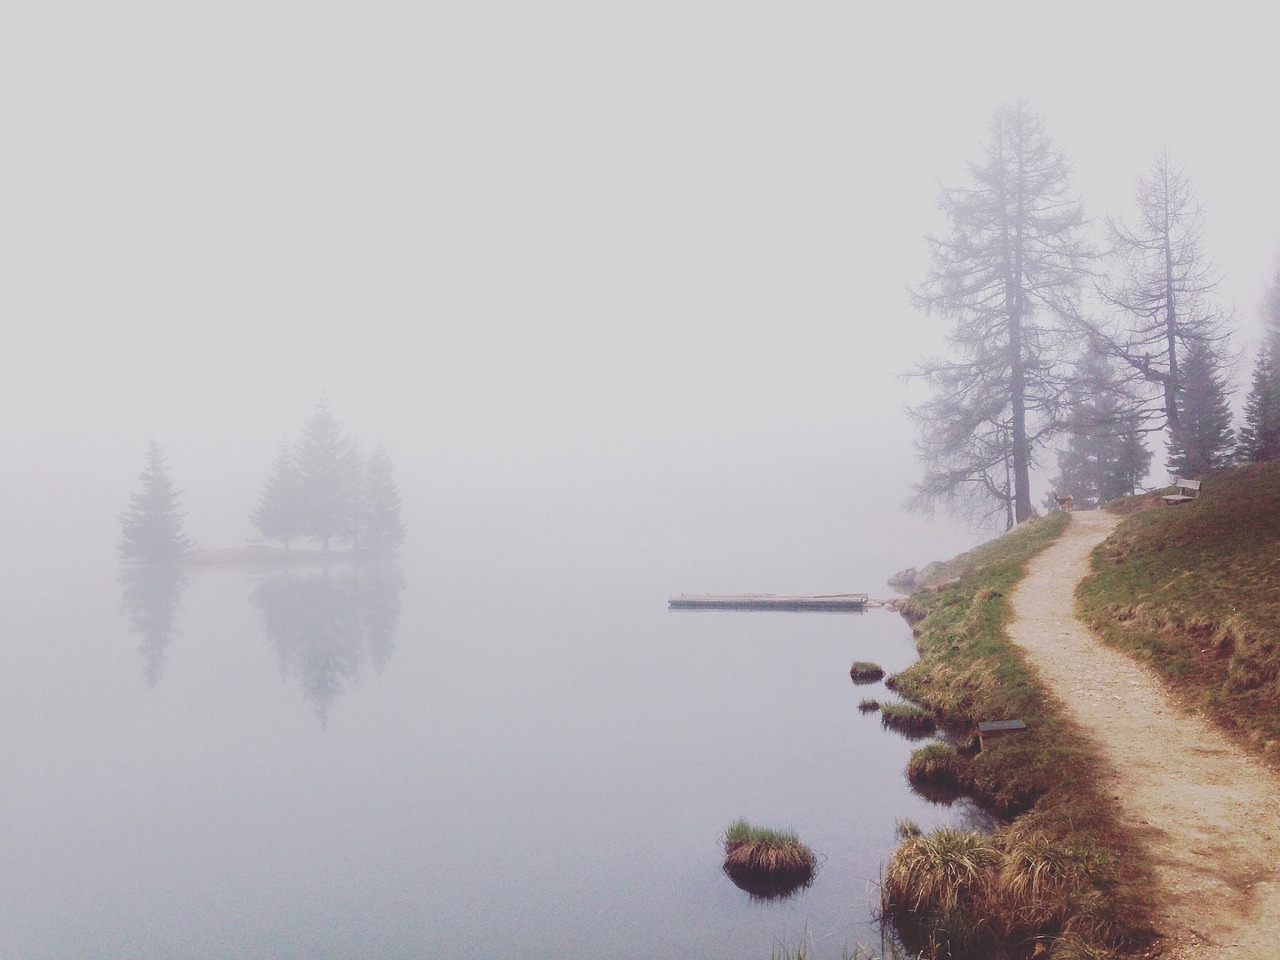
0, 468, 983, 960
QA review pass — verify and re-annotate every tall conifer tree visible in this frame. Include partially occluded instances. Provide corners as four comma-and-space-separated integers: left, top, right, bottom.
1165, 339, 1235, 477
119, 440, 194, 562
1092, 151, 1233, 454
295, 395, 355, 551
1052, 349, 1152, 506
360, 443, 406, 555
909, 99, 1091, 527
252, 438, 302, 547
1236, 349, 1280, 463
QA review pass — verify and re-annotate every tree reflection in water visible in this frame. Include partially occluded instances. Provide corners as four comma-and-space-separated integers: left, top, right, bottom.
252, 561, 404, 724
119, 562, 191, 687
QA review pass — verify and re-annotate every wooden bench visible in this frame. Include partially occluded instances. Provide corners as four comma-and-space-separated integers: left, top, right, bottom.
1162, 477, 1201, 506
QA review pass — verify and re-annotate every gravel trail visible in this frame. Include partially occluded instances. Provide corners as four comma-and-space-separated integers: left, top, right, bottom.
1007, 509, 1280, 959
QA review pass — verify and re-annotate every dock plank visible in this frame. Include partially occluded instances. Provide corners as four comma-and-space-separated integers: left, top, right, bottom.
668, 593, 868, 612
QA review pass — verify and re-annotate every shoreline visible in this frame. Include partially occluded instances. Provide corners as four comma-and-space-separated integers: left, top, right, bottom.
179, 545, 362, 566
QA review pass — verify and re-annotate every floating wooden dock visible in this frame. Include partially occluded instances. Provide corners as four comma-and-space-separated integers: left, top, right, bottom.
668, 593, 868, 612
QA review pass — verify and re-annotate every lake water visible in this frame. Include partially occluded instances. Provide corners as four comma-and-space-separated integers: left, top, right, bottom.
0, 479, 982, 960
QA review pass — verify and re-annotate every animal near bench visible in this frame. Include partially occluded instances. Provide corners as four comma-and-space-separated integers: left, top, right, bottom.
1162, 477, 1201, 506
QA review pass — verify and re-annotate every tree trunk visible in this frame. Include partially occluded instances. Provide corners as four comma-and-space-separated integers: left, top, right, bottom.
1008, 149, 1034, 523
1163, 210, 1182, 455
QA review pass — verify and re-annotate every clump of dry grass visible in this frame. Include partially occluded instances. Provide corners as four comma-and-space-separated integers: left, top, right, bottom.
883, 823, 1120, 959
880, 701, 936, 737
887, 827, 998, 911
857, 698, 881, 713
722, 818, 816, 899
850, 660, 886, 683
883, 510, 1156, 957
906, 743, 963, 789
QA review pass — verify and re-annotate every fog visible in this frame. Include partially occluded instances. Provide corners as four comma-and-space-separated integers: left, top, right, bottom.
6, 3, 1279, 554
3, 3, 1280, 957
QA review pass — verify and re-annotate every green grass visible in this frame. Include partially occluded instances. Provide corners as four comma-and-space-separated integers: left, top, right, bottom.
879, 701, 936, 737
906, 743, 963, 789
724, 818, 802, 847
858, 698, 881, 713
851, 661, 887, 683
883, 510, 1155, 959
722, 818, 817, 899
1078, 461, 1280, 766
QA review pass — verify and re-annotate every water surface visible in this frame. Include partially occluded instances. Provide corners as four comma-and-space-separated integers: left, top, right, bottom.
0, 503, 974, 959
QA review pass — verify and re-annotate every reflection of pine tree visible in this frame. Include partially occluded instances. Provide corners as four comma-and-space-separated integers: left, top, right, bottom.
252, 562, 404, 724
359, 562, 405, 672
252, 438, 302, 547
361, 443, 406, 555
119, 440, 194, 562
119, 563, 189, 686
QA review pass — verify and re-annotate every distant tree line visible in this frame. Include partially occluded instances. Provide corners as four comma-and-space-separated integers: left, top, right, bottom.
119, 396, 406, 562
908, 99, 1280, 525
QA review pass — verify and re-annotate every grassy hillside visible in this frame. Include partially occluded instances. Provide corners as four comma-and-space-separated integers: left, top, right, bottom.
886, 511, 1154, 960
1077, 460, 1280, 767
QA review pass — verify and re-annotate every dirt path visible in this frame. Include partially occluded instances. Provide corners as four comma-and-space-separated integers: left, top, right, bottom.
1007, 509, 1280, 960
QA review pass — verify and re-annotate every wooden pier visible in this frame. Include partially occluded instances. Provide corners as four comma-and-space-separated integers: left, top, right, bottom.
668, 593, 868, 612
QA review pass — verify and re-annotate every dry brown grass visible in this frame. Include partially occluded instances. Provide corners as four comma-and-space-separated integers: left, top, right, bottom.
884, 510, 1155, 957
1078, 461, 1280, 767
722, 819, 816, 899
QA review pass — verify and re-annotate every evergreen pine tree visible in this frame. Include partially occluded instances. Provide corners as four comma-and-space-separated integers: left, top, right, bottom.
1165, 340, 1235, 477
1053, 351, 1153, 507
252, 438, 302, 547
360, 442, 406, 554
294, 395, 355, 551
1236, 349, 1280, 463
119, 440, 195, 562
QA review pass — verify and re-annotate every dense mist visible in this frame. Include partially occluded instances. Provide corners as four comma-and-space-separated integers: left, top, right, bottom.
4, 3, 1280, 957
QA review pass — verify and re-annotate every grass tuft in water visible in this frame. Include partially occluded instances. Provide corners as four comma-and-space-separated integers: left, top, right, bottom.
722, 818, 817, 899
857, 698, 881, 713
879, 701, 936, 736
850, 660, 886, 683
905, 743, 963, 789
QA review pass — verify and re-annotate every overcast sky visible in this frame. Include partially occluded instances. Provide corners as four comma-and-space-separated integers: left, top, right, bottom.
4, 3, 1278, 546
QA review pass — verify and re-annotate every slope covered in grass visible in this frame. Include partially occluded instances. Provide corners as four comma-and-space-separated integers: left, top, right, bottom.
1078, 460, 1280, 766
888, 511, 1154, 959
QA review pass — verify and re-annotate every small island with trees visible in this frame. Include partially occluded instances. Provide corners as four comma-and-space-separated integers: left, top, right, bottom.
119, 395, 405, 567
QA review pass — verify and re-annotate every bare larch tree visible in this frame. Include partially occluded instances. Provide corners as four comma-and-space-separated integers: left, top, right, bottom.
1089, 150, 1233, 457
908, 99, 1091, 528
